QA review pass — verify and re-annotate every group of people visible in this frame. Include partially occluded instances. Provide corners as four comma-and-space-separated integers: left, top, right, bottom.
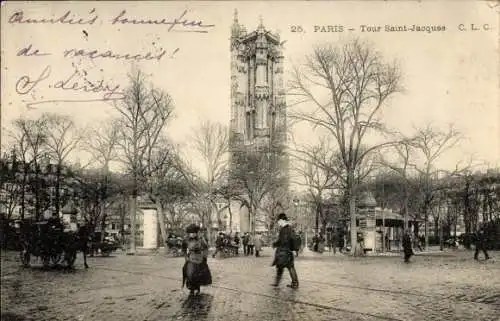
212, 232, 240, 257
211, 231, 264, 258
401, 225, 492, 263
242, 232, 264, 256
181, 212, 300, 295
181, 213, 493, 296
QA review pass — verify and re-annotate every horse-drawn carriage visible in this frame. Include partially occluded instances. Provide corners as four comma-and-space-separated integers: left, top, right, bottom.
17, 218, 82, 269
89, 231, 121, 257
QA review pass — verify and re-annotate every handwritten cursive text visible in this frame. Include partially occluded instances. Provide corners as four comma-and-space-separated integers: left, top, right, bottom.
17, 44, 51, 57
111, 9, 215, 33
9, 9, 98, 25
15, 65, 124, 102
63, 47, 178, 61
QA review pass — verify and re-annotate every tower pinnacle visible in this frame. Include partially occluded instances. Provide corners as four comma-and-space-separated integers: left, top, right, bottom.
231, 9, 241, 38
258, 15, 265, 32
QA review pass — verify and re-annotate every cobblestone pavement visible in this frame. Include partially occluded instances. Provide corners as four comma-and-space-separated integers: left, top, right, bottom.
1, 249, 499, 321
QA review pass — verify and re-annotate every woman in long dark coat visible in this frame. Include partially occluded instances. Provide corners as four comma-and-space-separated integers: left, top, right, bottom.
271, 213, 299, 289
182, 224, 212, 295
402, 231, 413, 263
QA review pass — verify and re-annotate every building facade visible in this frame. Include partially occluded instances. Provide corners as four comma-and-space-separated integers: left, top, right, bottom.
228, 11, 289, 234
0, 153, 78, 220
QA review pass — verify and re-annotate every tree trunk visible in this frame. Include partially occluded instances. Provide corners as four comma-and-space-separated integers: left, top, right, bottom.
250, 206, 256, 236
349, 196, 357, 255
100, 202, 107, 242
403, 190, 409, 232
206, 217, 212, 247
228, 199, 233, 233
424, 214, 428, 250
129, 194, 137, 254
55, 164, 61, 215
315, 203, 320, 234
434, 217, 439, 242
347, 170, 357, 255
34, 165, 40, 220
156, 202, 167, 246
21, 172, 26, 220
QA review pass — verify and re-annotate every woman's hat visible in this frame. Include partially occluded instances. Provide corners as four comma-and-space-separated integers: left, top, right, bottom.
277, 213, 288, 221
186, 224, 200, 234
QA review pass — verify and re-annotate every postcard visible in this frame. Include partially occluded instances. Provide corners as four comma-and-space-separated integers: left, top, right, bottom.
1, 1, 499, 321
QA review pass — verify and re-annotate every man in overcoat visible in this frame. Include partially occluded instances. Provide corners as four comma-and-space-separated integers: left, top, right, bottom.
474, 226, 490, 261
271, 213, 299, 289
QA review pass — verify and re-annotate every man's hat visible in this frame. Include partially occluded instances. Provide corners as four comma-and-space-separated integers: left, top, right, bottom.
277, 213, 288, 221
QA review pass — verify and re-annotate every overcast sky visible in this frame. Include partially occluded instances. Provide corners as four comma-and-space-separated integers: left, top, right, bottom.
1, 1, 498, 173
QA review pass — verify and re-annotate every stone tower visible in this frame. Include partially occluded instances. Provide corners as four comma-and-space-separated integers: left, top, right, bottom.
229, 11, 288, 233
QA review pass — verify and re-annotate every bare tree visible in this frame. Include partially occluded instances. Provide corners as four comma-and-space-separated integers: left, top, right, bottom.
114, 69, 174, 253
0, 154, 21, 219
142, 143, 181, 245
214, 180, 239, 233
160, 176, 193, 232
9, 117, 49, 219
190, 121, 229, 237
289, 39, 402, 254
83, 120, 120, 239
43, 113, 82, 215
377, 138, 415, 232
230, 146, 287, 236
410, 124, 464, 249
291, 136, 341, 234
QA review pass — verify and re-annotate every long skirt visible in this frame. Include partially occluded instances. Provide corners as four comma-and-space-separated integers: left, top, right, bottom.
182, 260, 212, 290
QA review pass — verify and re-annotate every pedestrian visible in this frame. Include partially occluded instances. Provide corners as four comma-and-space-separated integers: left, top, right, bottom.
338, 233, 345, 253
212, 232, 225, 258
242, 232, 249, 255
330, 233, 338, 254
474, 226, 490, 261
271, 213, 299, 289
312, 234, 318, 252
254, 233, 262, 257
402, 231, 413, 263
233, 232, 240, 255
248, 233, 255, 255
318, 233, 325, 253
182, 224, 212, 295
298, 231, 305, 254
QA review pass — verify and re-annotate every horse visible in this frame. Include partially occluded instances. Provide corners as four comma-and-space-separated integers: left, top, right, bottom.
63, 224, 91, 269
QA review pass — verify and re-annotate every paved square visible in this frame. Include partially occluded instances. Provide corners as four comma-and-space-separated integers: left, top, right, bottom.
1, 249, 499, 321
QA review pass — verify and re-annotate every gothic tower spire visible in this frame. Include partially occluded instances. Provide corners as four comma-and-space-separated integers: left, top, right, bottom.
231, 9, 241, 38
229, 14, 289, 235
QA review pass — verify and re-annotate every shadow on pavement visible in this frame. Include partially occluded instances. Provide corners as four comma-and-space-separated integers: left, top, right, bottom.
180, 293, 214, 320
88, 255, 118, 259
25, 264, 88, 274
0, 312, 31, 321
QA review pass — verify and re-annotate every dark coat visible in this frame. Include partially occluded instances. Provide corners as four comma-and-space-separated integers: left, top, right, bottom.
474, 229, 487, 247
402, 234, 413, 255
182, 260, 212, 289
272, 224, 295, 268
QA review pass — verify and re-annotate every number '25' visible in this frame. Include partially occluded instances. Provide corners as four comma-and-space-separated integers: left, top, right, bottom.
290, 25, 303, 32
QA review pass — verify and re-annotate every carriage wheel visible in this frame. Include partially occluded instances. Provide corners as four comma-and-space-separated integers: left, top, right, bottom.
20, 249, 31, 268
42, 255, 51, 268
51, 253, 62, 266
101, 249, 111, 257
